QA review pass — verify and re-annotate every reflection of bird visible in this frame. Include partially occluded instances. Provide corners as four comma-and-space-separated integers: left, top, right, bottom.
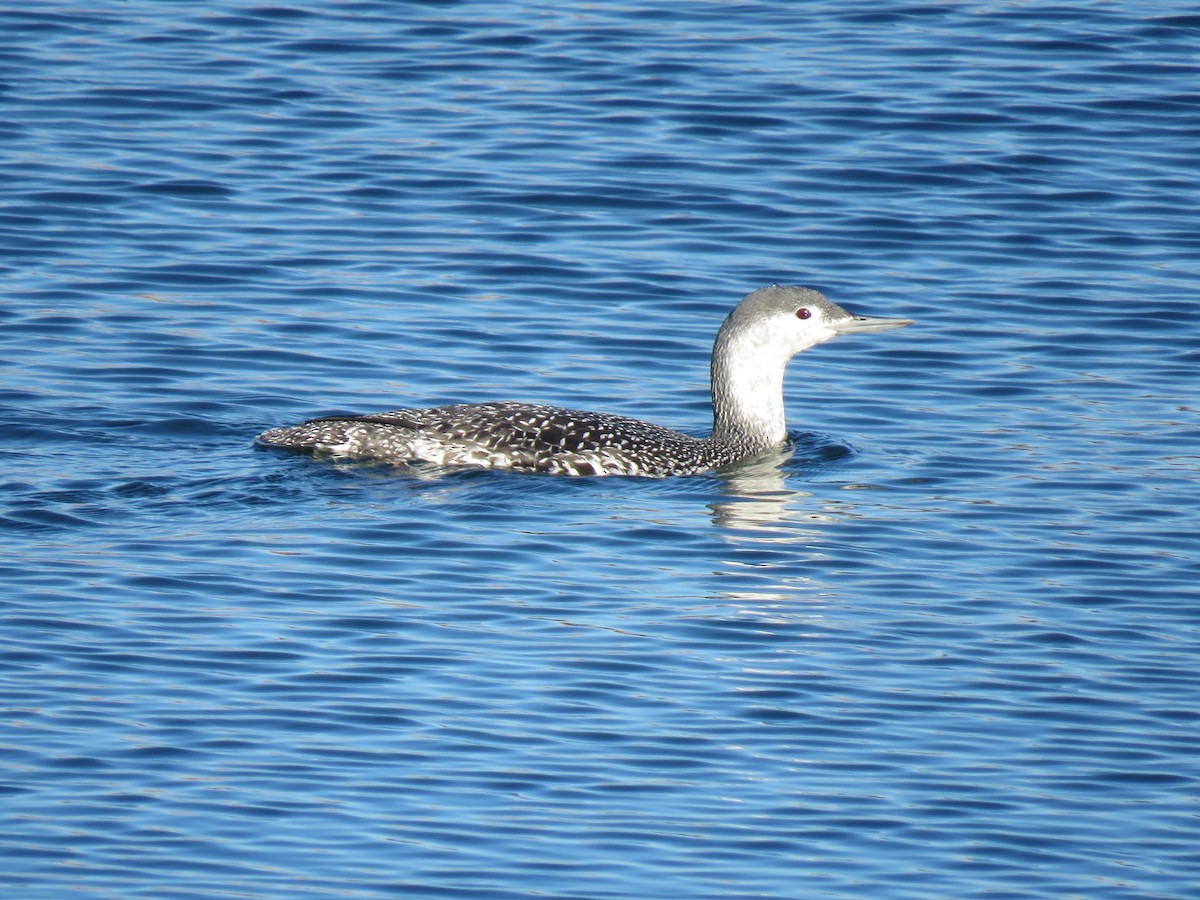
255, 285, 911, 477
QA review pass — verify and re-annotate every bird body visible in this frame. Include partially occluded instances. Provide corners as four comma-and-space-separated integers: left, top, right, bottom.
255, 286, 911, 477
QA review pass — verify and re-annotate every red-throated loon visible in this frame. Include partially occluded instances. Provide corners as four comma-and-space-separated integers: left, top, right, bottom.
255, 285, 912, 476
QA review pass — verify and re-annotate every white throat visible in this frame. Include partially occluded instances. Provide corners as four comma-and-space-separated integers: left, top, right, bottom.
710, 321, 829, 450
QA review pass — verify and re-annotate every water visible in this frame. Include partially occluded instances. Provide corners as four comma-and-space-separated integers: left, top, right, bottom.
3, 1, 1199, 897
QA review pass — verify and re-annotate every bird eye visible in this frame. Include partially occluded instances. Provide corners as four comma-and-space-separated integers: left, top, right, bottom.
795, 308, 812, 320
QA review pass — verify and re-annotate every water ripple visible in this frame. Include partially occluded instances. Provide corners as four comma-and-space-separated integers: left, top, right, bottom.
2, 1, 1200, 898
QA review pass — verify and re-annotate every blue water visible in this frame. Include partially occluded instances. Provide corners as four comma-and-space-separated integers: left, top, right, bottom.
3, 1, 1199, 897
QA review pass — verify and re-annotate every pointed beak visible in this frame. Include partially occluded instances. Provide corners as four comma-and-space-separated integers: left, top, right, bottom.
832, 314, 914, 334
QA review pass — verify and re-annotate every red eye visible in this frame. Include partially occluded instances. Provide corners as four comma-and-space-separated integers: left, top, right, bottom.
795, 308, 811, 320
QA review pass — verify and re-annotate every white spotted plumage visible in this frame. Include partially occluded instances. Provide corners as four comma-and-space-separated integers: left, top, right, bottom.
255, 286, 911, 477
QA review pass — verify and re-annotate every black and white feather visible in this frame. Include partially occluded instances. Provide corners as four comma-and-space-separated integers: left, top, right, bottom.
255, 285, 911, 477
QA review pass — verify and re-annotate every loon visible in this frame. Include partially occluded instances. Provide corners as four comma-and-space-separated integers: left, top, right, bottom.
255, 285, 911, 477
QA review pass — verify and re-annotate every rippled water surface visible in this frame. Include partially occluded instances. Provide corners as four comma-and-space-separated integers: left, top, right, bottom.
3, 2, 1200, 897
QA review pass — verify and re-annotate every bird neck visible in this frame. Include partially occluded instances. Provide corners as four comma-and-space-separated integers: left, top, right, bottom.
709, 327, 790, 452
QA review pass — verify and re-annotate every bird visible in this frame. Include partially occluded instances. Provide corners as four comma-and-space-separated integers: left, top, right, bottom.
255, 285, 911, 477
